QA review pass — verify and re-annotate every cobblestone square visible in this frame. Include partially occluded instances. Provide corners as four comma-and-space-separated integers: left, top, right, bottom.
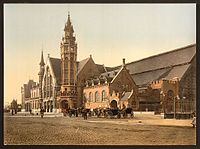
4, 112, 196, 145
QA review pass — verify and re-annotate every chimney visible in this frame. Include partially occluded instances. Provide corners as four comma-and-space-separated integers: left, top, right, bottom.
122, 58, 126, 67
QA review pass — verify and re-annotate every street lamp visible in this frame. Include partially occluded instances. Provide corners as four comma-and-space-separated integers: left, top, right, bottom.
159, 91, 166, 118
173, 95, 180, 119
174, 96, 176, 119
183, 96, 186, 113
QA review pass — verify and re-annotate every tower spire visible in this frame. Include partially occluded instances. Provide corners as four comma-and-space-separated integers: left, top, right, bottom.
67, 11, 71, 24
64, 12, 74, 38
39, 50, 45, 66
68, 11, 70, 18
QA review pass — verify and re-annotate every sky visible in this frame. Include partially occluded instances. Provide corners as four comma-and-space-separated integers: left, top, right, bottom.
4, 4, 196, 105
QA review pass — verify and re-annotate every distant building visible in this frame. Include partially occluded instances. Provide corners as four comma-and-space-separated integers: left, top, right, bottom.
21, 14, 196, 114
21, 80, 39, 112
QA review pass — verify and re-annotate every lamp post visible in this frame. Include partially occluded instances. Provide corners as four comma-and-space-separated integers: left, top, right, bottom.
174, 96, 176, 119
183, 96, 186, 113
163, 94, 165, 114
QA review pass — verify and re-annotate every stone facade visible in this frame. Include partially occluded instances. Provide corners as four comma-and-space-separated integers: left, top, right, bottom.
83, 60, 139, 111
30, 83, 40, 113
77, 56, 101, 107
41, 56, 60, 113
21, 80, 37, 112
84, 83, 110, 109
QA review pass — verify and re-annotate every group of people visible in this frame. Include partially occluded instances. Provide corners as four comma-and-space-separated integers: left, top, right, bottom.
62, 107, 89, 120
11, 109, 17, 115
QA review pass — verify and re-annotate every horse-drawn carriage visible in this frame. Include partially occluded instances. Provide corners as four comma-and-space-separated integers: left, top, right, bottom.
120, 107, 134, 118
105, 108, 121, 118
68, 108, 78, 117
104, 107, 134, 119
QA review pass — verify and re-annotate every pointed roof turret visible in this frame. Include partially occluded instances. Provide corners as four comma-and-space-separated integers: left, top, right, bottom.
39, 50, 45, 66
64, 12, 74, 35
67, 11, 71, 25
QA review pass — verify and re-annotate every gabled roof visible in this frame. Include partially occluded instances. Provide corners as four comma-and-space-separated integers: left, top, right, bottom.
112, 44, 195, 86
49, 57, 61, 84
100, 69, 119, 78
96, 64, 107, 73
115, 44, 195, 74
132, 68, 171, 86
105, 66, 116, 72
77, 57, 90, 74
163, 64, 191, 80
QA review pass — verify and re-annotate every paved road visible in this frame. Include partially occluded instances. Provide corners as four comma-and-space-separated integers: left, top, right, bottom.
4, 113, 196, 145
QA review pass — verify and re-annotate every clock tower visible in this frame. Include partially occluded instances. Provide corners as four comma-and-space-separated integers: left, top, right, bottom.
60, 13, 78, 108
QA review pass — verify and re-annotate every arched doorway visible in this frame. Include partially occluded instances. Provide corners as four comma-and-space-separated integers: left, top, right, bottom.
110, 100, 117, 109
165, 90, 174, 113
61, 100, 69, 110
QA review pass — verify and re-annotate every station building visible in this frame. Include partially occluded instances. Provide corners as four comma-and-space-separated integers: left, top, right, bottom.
21, 14, 196, 114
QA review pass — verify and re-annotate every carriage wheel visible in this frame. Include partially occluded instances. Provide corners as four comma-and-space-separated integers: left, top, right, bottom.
117, 113, 121, 119
131, 112, 134, 118
108, 111, 113, 119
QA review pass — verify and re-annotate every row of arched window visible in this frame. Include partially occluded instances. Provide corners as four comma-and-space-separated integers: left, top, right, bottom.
87, 90, 107, 102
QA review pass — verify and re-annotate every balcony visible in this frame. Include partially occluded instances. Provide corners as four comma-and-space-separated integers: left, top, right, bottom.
59, 90, 78, 97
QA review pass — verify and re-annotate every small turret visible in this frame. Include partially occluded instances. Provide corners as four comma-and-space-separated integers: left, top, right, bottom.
122, 58, 126, 67
39, 50, 45, 66
38, 51, 45, 76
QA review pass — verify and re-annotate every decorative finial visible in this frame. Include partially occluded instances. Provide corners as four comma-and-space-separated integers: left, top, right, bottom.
122, 58, 126, 67
68, 11, 70, 17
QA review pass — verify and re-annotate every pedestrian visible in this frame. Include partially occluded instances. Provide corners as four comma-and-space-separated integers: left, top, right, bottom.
40, 107, 44, 118
75, 109, 78, 117
63, 108, 67, 117
82, 109, 87, 120
191, 111, 196, 128
29, 109, 32, 114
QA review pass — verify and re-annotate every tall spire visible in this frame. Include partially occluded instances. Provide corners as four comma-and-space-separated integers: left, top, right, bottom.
64, 11, 74, 37
68, 11, 70, 20
39, 50, 45, 66
67, 11, 71, 26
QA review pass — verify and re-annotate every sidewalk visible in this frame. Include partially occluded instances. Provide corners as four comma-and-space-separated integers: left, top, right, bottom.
127, 118, 192, 127
128, 112, 192, 127
87, 112, 193, 127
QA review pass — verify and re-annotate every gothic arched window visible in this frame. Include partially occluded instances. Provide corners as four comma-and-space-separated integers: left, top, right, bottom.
101, 90, 106, 101
95, 91, 100, 102
89, 92, 93, 102
167, 90, 174, 100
